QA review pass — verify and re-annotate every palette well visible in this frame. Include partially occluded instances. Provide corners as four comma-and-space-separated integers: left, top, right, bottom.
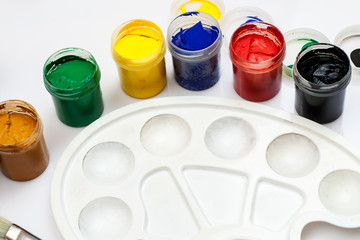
51, 96, 360, 240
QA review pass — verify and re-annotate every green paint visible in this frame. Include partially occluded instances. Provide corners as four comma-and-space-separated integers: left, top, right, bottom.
288, 64, 294, 69
46, 59, 96, 90
298, 38, 319, 50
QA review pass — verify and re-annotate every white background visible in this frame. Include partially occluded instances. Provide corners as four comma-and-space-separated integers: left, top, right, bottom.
1, 0, 360, 239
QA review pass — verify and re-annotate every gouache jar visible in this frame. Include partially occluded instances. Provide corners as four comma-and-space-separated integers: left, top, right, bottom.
293, 43, 351, 124
167, 12, 223, 90
111, 20, 167, 99
0, 100, 49, 181
229, 22, 286, 102
43, 48, 104, 127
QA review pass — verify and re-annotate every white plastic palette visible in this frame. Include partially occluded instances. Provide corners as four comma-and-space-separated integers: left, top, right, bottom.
51, 96, 360, 240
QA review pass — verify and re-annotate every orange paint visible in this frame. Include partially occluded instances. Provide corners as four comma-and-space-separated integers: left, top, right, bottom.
0, 113, 36, 145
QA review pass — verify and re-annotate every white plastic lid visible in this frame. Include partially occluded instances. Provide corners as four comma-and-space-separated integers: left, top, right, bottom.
334, 25, 360, 76
169, 0, 225, 22
283, 28, 330, 77
221, 6, 274, 48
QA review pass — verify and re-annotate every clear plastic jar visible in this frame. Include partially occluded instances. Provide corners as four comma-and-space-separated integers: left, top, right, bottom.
43, 48, 104, 127
111, 20, 167, 99
229, 21, 286, 102
293, 43, 351, 123
0, 100, 49, 181
167, 12, 223, 90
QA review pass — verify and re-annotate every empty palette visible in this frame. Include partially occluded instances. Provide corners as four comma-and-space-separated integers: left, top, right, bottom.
51, 96, 360, 240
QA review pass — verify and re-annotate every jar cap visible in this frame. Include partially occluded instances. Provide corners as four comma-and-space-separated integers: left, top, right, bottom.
283, 28, 330, 77
221, 6, 273, 49
170, 0, 225, 22
334, 25, 360, 77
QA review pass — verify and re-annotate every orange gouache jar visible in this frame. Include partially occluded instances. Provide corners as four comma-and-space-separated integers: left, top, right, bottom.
0, 100, 49, 181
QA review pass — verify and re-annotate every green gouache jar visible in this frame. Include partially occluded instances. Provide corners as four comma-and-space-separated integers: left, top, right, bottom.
43, 48, 104, 127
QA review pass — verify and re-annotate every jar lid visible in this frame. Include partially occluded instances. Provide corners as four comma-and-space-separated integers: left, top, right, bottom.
221, 6, 273, 48
283, 28, 330, 77
170, 0, 225, 22
334, 25, 360, 76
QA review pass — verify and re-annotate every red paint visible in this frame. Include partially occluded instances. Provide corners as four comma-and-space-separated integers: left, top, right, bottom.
230, 22, 285, 102
233, 34, 280, 62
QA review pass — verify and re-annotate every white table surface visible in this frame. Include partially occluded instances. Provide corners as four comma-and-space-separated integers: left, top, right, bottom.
1, 0, 360, 239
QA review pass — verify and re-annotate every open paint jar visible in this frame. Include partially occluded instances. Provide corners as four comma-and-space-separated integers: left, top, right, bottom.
43, 48, 104, 127
167, 12, 223, 91
170, 0, 225, 22
111, 20, 167, 99
293, 43, 351, 123
0, 100, 49, 181
229, 21, 285, 101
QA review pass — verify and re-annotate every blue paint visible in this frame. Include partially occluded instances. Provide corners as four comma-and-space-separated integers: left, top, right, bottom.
181, 12, 200, 17
243, 16, 264, 25
169, 19, 221, 91
172, 21, 219, 50
172, 53, 221, 90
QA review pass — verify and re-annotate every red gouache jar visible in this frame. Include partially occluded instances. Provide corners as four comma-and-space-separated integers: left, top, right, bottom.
229, 22, 286, 102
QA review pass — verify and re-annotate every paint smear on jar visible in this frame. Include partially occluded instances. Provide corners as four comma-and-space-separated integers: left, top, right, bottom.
233, 34, 280, 62
46, 59, 96, 89
114, 32, 162, 60
0, 113, 36, 145
172, 21, 218, 50
179, 0, 221, 20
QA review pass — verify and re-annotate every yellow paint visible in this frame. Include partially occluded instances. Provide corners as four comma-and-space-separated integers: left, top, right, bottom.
114, 34, 162, 60
0, 113, 36, 145
179, 0, 221, 20
112, 20, 167, 99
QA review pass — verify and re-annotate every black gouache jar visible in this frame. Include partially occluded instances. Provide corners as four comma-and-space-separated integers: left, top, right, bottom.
293, 43, 351, 124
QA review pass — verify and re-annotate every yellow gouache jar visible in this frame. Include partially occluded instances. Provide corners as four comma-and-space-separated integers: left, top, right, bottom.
111, 20, 167, 98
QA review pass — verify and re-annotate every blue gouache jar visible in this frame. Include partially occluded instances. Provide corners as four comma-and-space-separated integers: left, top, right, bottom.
167, 12, 223, 90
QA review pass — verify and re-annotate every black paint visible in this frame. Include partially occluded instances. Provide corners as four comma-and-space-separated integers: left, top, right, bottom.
350, 48, 360, 67
298, 57, 348, 85
293, 44, 351, 124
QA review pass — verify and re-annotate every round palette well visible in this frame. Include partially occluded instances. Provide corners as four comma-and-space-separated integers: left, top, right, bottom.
51, 96, 360, 240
